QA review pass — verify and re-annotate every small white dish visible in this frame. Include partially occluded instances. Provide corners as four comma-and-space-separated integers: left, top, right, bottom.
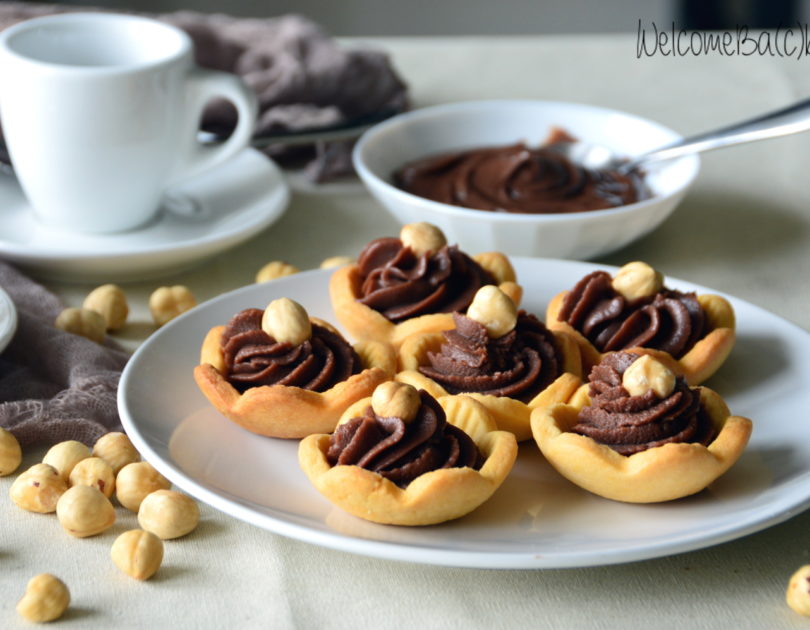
353, 100, 700, 259
0, 148, 289, 282
119, 259, 810, 569
0, 286, 17, 353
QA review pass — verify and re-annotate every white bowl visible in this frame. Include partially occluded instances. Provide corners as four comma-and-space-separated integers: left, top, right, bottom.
353, 100, 699, 260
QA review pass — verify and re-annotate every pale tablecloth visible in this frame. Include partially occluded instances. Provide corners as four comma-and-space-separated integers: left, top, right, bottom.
1, 34, 809, 629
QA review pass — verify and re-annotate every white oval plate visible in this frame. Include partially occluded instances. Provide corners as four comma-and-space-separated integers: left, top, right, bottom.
118, 258, 810, 569
0, 148, 289, 282
0, 286, 17, 353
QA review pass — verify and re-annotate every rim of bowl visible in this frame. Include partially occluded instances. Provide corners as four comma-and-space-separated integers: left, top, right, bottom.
352, 99, 700, 224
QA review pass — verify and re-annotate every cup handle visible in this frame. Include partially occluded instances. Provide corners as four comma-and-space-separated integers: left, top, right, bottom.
172, 68, 258, 183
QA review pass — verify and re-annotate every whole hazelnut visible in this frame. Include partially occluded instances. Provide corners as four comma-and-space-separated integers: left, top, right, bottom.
111, 529, 164, 580
116, 461, 171, 512
138, 489, 200, 539
10, 464, 67, 513
16, 573, 70, 623
255, 260, 300, 283
622, 355, 676, 398
612, 261, 664, 301
371, 382, 421, 423
786, 565, 810, 616
69, 456, 115, 498
400, 222, 447, 256
149, 285, 196, 327
42, 440, 91, 481
83, 284, 129, 330
55, 307, 106, 343
0, 426, 22, 476
319, 256, 354, 269
56, 484, 116, 537
466, 285, 518, 339
93, 431, 140, 475
261, 297, 312, 346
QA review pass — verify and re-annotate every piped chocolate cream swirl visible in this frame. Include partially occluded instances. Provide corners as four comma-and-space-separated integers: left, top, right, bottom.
558, 271, 706, 358
221, 308, 361, 392
355, 237, 495, 323
419, 312, 562, 402
327, 390, 481, 487
393, 142, 646, 214
571, 352, 715, 455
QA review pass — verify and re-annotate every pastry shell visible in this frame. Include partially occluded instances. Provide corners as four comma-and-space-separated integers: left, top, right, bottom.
396, 328, 582, 442
546, 290, 735, 385
194, 320, 397, 439
298, 394, 518, 526
530, 384, 752, 503
329, 251, 523, 349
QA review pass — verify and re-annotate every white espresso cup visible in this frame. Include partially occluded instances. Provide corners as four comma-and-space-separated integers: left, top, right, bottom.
0, 12, 258, 233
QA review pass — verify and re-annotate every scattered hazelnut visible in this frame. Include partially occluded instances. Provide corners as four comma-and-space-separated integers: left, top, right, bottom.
42, 440, 91, 481
54, 307, 106, 343
371, 382, 421, 423
83, 283, 129, 330
466, 285, 518, 338
16, 573, 70, 623
69, 456, 115, 498
56, 485, 116, 537
138, 489, 200, 539
612, 261, 664, 301
116, 461, 171, 512
622, 355, 676, 398
149, 285, 197, 327
10, 464, 67, 513
0, 426, 22, 476
261, 297, 312, 346
786, 565, 810, 616
111, 529, 164, 580
400, 222, 447, 256
319, 256, 354, 269
255, 260, 300, 283
92, 431, 140, 475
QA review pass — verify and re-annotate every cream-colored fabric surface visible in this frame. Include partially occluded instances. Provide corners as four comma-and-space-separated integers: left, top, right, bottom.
2, 35, 809, 628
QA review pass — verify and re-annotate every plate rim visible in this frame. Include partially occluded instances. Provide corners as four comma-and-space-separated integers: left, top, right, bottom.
118, 258, 810, 569
0, 285, 17, 353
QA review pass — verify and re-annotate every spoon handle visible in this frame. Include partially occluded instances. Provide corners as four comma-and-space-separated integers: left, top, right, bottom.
633, 97, 810, 167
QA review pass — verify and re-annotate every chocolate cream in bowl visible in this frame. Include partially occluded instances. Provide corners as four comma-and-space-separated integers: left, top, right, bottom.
393, 129, 647, 214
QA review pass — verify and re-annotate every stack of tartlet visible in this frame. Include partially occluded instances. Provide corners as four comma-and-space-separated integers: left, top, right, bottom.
194, 222, 751, 525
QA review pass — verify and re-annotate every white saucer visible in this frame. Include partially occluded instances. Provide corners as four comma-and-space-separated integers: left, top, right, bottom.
0, 148, 290, 282
0, 286, 17, 353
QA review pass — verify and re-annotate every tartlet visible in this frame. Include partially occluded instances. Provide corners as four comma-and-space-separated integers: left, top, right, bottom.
545, 261, 735, 385
298, 382, 518, 525
530, 352, 752, 503
329, 221, 522, 349
397, 285, 582, 442
194, 298, 396, 439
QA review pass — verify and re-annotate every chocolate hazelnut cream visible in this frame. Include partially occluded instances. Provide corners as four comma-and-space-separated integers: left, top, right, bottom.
572, 352, 715, 455
355, 237, 494, 322
327, 390, 482, 487
220, 308, 361, 392
393, 137, 646, 214
419, 312, 562, 402
559, 271, 706, 358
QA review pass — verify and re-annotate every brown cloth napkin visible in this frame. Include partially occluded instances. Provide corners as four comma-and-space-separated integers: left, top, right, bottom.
0, 263, 128, 447
0, 3, 409, 181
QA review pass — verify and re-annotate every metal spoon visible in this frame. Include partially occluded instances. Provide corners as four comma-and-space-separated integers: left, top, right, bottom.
556, 97, 810, 172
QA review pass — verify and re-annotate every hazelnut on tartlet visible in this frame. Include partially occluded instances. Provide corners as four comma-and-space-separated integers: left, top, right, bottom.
397, 286, 582, 441
531, 352, 752, 503
298, 382, 517, 525
194, 298, 396, 439
546, 262, 735, 385
329, 222, 522, 349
